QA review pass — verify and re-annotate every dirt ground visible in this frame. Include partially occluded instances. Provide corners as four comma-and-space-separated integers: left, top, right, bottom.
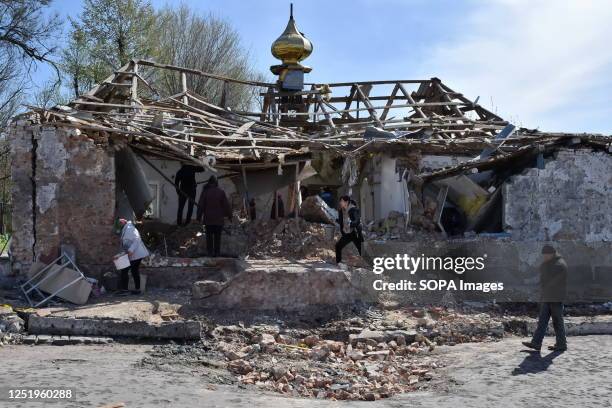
1, 335, 611, 408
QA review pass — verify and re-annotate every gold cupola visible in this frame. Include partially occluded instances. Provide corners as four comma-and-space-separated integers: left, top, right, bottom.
270, 4, 313, 76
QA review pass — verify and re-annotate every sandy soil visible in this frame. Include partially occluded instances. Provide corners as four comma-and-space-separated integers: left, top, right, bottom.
0, 336, 611, 407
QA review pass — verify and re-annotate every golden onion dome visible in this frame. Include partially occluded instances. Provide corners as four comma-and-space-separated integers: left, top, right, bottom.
271, 6, 313, 65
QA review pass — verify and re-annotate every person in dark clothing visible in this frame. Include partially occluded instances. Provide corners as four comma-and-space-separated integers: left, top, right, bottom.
197, 176, 231, 257
175, 165, 203, 225
248, 198, 257, 221
270, 193, 285, 219
522, 245, 568, 352
319, 187, 334, 208
335, 196, 364, 264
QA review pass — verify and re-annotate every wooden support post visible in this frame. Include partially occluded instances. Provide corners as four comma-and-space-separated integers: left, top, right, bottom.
241, 166, 249, 218
317, 94, 336, 130
274, 189, 279, 219
181, 72, 188, 105
131, 62, 139, 103
380, 83, 400, 121
220, 81, 228, 108
398, 83, 427, 119
294, 162, 300, 219
355, 84, 383, 128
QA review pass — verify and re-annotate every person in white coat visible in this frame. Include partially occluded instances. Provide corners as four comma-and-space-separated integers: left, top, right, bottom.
118, 218, 149, 294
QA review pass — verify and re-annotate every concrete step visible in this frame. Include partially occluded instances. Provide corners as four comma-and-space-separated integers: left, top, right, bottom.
28, 315, 201, 340
22, 334, 114, 345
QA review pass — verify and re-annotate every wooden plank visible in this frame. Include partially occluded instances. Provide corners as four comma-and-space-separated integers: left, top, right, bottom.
247, 130, 260, 158
380, 83, 400, 121
397, 83, 427, 119
316, 94, 336, 130
136, 59, 274, 87
433, 80, 463, 117
341, 85, 357, 120
181, 72, 188, 105
355, 84, 383, 127
318, 79, 430, 87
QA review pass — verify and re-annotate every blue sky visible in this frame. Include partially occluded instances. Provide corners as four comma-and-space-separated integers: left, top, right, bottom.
32, 0, 612, 134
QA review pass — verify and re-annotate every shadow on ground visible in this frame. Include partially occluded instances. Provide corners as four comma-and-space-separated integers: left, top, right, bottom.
512, 349, 564, 375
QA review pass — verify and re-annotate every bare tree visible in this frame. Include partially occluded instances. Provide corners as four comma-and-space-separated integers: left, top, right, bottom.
0, 0, 61, 130
30, 79, 69, 109
60, 28, 94, 98
74, 0, 155, 68
62, 0, 156, 98
154, 5, 265, 110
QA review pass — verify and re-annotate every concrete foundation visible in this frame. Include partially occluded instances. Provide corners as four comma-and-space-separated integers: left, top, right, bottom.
28, 315, 201, 340
141, 256, 242, 289
192, 259, 377, 311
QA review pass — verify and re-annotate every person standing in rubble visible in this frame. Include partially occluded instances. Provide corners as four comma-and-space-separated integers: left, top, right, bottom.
335, 195, 364, 264
174, 164, 204, 226
197, 175, 232, 257
117, 218, 149, 294
522, 245, 568, 352
270, 193, 285, 219
319, 187, 334, 208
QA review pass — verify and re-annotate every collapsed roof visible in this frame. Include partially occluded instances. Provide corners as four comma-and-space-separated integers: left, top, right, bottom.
22, 59, 610, 175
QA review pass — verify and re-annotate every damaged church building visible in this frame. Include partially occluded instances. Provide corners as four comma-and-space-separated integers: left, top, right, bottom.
7, 10, 612, 305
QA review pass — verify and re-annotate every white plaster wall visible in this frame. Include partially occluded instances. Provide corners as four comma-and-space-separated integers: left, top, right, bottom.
420, 155, 471, 172
366, 155, 471, 221
378, 157, 409, 220
137, 158, 236, 224
137, 158, 292, 224
503, 149, 611, 242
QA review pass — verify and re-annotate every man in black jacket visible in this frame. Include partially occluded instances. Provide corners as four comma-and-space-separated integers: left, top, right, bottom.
335, 196, 364, 264
175, 165, 203, 225
522, 245, 568, 352
197, 176, 232, 257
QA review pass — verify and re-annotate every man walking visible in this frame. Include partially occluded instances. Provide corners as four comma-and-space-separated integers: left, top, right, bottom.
522, 245, 568, 352
335, 196, 364, 264
197, 175, 232, 257
175, 164, 203, 225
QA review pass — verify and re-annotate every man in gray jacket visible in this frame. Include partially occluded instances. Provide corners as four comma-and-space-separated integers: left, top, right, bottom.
522, 245, 568, 352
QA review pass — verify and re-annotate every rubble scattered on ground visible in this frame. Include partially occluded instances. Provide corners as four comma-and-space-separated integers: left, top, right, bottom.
142, 222, 249, 258
143, 304, 508, 401
0, 304, 25, 346
143, 217, 339, 262
247, 218, 336, 261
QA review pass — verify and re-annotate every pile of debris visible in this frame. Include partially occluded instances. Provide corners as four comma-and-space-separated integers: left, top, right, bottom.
143, 304, 508, 401
145, 322, 439, 401
0, 304, 25, 346
144, 221, 250, 258
247, 218, 335, 261
220, 328, 437, 400
364, 211, 443, 241
143, 217, 336, 261
426, 310, 505, 345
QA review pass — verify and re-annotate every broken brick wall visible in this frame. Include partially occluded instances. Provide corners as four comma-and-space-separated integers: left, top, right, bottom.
503, 149, 611, 242
9, 123, 117, 277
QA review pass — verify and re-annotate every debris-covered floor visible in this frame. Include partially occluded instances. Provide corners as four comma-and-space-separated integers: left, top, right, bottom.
138, 300, 612, 401
2, 335, 611, 407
